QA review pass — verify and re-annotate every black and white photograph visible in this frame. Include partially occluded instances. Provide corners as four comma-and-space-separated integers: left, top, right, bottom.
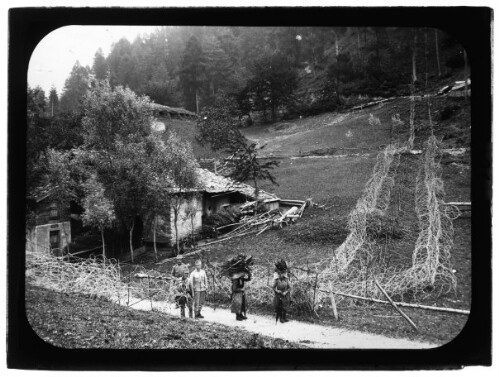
7, 5, 492, 371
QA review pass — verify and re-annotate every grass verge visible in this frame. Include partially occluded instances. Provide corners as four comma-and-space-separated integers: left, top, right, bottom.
25, 284, 302, 349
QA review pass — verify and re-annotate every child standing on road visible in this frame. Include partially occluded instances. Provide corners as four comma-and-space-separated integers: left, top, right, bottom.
174, 271, 193, 318
189, 259, 208, 319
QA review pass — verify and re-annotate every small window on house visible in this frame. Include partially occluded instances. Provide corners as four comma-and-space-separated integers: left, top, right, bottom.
49, 208, 59, 219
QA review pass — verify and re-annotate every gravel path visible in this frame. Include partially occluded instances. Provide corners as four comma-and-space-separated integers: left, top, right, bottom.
123, 295, 438, 349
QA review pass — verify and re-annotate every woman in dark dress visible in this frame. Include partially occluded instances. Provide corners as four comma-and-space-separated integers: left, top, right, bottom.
273, 260, 291, 323
230, 271, 251, 321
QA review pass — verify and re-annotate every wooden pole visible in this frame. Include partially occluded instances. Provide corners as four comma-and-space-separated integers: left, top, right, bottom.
148, 274, 153, 311
374, 279, 418, 332
329, 282, 339, 321
319, 289, 470, 315
435, 29, 441, 77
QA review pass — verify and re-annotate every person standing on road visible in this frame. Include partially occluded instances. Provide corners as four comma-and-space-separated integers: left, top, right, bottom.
174, 271, 193, 318
230, 271, 251, 321
189, 259, 208, 319
171, 257, 189, 278
273, 259, 291, 323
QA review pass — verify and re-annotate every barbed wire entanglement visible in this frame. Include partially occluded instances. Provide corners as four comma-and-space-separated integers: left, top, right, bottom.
322, 133, 458, 302
25, 243, 180, 308
394, 136, 458, 294
332, 143, 401, 273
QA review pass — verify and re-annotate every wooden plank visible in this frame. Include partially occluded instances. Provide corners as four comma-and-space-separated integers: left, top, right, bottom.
318, 289, 470, 315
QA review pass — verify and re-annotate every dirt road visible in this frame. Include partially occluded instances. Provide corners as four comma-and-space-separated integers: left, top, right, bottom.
123, 295, 439, 349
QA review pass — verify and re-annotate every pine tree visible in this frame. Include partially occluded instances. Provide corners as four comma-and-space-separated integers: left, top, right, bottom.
48, 86, 59, 116
59, 61, 90, 113
107, 38, 135, 89
179, 35, 207, 113
205, 36, 235, 100
247, 51, 298, 122
92, 48, 109, 81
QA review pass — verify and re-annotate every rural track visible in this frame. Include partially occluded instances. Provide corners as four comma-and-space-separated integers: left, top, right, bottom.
121, 295, 439, 349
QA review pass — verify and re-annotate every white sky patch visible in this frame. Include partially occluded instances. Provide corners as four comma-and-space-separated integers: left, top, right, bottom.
28, 25, 159, 94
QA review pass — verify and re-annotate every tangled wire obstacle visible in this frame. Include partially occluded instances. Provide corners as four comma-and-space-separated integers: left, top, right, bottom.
324, 135, 459, 302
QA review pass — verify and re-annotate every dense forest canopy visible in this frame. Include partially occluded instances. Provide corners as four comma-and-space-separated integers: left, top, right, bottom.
40, 26, 465, 118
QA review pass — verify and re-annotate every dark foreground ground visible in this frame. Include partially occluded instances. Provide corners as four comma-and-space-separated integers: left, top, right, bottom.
25, 284, 302, 349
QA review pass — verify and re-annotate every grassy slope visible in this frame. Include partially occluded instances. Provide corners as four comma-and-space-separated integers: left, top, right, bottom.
242, 96, 470, 157
25, 284, 301, 349
139, 95, 471, 345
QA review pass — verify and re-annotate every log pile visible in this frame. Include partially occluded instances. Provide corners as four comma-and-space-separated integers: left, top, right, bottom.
437, 79, 471, 97
352, 97, 394, 111
200, 201, 306, 247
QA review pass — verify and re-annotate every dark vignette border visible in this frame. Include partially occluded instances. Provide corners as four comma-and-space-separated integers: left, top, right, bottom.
7, 6, 492, 370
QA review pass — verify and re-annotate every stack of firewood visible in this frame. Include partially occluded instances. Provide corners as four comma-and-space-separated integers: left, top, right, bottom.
220, 254, 253, 277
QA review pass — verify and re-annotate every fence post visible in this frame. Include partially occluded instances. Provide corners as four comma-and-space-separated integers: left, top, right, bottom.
328, 282, 339, 320
148, 274, 153, 311
127, 267, 131, 306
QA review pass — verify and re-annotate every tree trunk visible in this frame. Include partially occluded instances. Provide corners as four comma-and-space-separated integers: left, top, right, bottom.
357, 28, 362, 66
153, 215, 158, 262
463, 48, 469, 100
253, 177, 260, 213
434, 29, 441, 77
311, 46, 317, 78
195, 89, 199, 114
101, 227, 106, 261
190, 217, 196, 247
332, 30, 341, 103
129, 218, 135, 263
173, 208, 180, 255
412, 29, 418, 84
424, 28, 429, 90
375, 29, 381, 72
334, 30, 339, 57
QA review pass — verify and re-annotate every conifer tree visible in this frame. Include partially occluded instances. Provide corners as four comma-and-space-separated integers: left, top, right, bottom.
48, 86, 59, 116
92, 48, 109, 81
179, 35, 207, 113
59, 61, 90, 113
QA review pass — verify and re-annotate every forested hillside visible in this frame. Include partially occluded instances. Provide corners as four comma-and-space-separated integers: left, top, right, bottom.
52, 27, 466, 119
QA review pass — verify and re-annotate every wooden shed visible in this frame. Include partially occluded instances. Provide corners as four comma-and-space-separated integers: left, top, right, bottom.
143, 168, 279, 247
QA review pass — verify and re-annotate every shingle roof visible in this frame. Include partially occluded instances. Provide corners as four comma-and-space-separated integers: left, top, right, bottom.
149, 103, 197, 117
167, 168, 278, 201
197, 168, 277, 200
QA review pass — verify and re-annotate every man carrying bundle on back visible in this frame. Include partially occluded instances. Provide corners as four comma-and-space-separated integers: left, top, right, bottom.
221, 254, 253, 321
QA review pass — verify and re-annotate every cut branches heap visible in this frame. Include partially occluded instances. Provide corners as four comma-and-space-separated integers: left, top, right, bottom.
220, 254, 254, 278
